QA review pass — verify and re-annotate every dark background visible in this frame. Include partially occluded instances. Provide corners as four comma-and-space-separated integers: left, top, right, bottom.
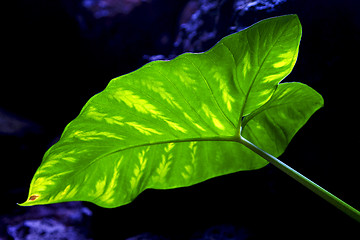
1, 0, 359, 239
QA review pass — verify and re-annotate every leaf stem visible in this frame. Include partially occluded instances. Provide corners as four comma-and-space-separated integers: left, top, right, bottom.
239, 136, 360, 223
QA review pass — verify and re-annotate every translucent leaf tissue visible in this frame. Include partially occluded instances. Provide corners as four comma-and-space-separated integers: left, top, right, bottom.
20, 15, 360, 222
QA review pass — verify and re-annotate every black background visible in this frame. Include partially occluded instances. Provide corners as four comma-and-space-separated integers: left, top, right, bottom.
1, 0, 359, 239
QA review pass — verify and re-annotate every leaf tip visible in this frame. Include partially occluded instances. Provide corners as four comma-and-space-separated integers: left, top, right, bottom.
18, 194, 40, 207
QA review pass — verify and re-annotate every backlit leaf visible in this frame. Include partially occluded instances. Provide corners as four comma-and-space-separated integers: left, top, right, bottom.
21, 15, 323, 208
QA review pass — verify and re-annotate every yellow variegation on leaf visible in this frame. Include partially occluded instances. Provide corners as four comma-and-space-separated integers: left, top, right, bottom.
21, 15, 323, 208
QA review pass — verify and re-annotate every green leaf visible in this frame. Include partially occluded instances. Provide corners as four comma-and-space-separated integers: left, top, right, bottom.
241, 82, 324, 157
21, 15, 323, 208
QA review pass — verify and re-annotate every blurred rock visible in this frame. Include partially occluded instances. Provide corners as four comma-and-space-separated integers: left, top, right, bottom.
82, 0, 150, 18
173, 0, 221, 53
1, 202, 92, 240
190, 225, 250, 240
142, 0, 288, 60
0, 108, 41, 137
126, 232, 169, 240
7, 218, 89, 240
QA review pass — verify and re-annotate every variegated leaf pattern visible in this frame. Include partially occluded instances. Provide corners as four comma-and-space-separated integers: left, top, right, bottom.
21, 15, 323, 208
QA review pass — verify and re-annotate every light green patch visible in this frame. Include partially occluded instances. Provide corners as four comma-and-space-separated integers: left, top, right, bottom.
213, 71, 235, 111
273, 50, 295, 68
86, 106, 107, 121
62, 157, 76, 162
69, 130, 124, 141
262, 71, 288, 83
183, 113, 206, 132
177, 64, 197, 88
161, 117, 187, 133
91, 177, 107, 198
130, 148, 149, 191
92, 156, 123, 204
105, 116, 125, 125
181, 142, 198, 180
142, 81, 182, 110
201, 104, 225, 130
51, 184, 78, 201
113, 88, 164, 118
29, 176, 57, 198
113, 88, 186, 133
242, 52, 251, 78
254, 95, 273, 109
259, 89, 274, 96
126, 122, 162, 135
276, 88, 291, 99
152, 143, 175, 184
152, 155, 172, 184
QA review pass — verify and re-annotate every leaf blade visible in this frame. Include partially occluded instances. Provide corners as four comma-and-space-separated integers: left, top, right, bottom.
221, 14, 302, 118
21, 15, 322, 208
241, 82, 324, 157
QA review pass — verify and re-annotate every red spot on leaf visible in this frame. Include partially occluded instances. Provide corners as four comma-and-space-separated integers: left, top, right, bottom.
29, 195, 39, 201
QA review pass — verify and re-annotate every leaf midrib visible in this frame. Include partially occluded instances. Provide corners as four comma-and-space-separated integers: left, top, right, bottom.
86, 135, 240, 170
